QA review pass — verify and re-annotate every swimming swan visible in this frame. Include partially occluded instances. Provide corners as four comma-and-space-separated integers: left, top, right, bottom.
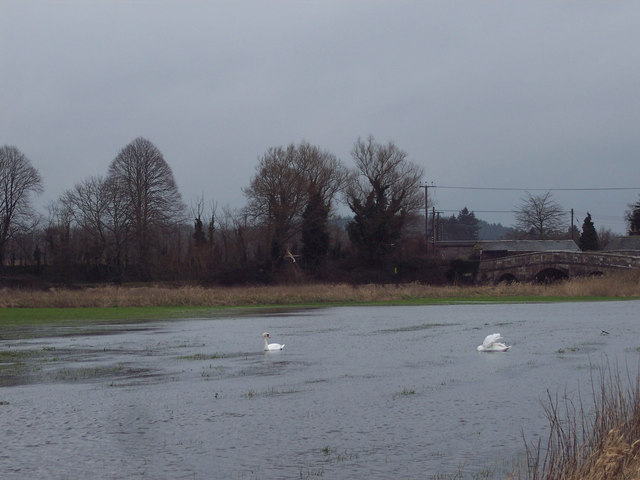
477, 333, 510, 352
262, 332, 285, 351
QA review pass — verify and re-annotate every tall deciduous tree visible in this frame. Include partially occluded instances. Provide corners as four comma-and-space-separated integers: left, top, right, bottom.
60, 176, 111, 267
578, 212, 598, 251
243, 142, 347, 267
297, 143, 347, 270
514, 191, 566, 239
244, 144, 306, 267
345, 136, 424, 263
107, 137, 185, 278
0, 145, 43, 265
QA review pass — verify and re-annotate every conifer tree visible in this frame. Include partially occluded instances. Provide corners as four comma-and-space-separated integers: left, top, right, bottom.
626, 198, 640, 235
578, 212, 598, 251
301, 189, 330, 271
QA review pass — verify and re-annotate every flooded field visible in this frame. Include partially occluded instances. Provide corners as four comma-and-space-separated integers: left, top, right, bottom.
1, 301, 639, 479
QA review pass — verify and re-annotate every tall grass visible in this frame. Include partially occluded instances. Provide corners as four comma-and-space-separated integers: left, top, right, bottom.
519, 360, 640, 480
0, 271, 639, 308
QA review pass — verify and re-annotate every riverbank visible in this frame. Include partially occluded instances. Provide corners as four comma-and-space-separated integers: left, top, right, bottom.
1, 272, 639, 310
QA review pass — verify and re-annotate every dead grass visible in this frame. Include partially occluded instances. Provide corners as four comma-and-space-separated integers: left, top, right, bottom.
519, 361, 640, 480
0, 271, 639, 308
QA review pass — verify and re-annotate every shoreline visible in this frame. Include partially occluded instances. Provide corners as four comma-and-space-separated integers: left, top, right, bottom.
1, 273, 639, 324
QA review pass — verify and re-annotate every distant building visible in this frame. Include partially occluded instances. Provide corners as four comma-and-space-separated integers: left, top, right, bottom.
602, 236, 640, 255
476, 240, 579, 259
434, 239, 579, 260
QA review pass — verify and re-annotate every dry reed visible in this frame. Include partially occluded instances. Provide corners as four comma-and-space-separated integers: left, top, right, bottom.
1, 271, 639, 309
520, 360, 640, 480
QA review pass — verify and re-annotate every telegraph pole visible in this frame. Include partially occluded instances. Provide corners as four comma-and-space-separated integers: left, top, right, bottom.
571, 208, 574, 242
421, 185, 429, 254
432, 206, 436, 253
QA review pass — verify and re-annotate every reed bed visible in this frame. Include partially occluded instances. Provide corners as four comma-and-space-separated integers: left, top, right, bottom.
519, 361, 640, 480
1, 271, 639, 308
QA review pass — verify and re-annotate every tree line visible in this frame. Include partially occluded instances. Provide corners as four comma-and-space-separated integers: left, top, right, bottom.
0, 136, 428, 284
1, 139, 638, 285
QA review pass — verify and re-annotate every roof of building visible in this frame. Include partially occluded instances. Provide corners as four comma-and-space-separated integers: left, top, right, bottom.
603, 236, 640, 252
476, 239, 580, 252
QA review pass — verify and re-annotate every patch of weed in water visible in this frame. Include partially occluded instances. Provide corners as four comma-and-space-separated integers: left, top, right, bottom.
377, 323, 458, 334
393, 387, 417, 399
557, 346, 579, 355
299, 466, 325, 478
0, 349, 44, 362
320, 445, 358, 464
264, 386, 300, 396
52, 364, 140, 382
242, 386, 300, 398
178, 353, 225, 361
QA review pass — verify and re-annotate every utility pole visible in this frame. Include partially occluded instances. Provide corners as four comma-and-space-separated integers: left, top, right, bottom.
432, 206, 436, 253
421, 185, 429, 254
571, 208, 574, 242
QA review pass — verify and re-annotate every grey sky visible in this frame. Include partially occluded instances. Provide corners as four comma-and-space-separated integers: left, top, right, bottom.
2, 1, 639, 233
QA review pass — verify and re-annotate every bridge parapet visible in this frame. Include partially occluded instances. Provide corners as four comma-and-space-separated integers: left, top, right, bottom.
477, 251, 640, 283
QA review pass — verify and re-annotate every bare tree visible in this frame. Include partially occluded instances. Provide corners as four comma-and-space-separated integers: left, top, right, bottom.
514, 191, 566, 239
243, 142, 347, 266
60, 176, 111, 267
191, 195, 208, 248
345, 136, 424, 262
0, 145, 43, 265
44, 199, 74, 271
597, 226, 615, 249
101, 175, 130, 278
107, 137, 185, 278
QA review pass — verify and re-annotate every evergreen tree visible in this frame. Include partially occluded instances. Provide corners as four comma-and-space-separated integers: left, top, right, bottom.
578, 212, 598, 251
626, 198, 640, 235
456, 207, 479, 240
345, 136, 422, 263
193, 217, 207, 247
439, 207, 479, 240
347, 186, 404, 264
301, 190, 330, 270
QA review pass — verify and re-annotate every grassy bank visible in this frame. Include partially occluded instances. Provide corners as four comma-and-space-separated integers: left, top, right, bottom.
1, 271, 640, 309
0, 271, 638, 325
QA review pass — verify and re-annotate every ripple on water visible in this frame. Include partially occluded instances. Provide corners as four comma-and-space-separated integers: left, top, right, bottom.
1, 301, 640, 479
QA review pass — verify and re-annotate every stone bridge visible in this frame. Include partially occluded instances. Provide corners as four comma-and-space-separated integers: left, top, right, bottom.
477, 251, 640, 283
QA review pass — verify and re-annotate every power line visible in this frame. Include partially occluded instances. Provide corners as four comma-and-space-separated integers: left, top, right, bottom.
430, 185, 640, 192
438, 209, 514, 213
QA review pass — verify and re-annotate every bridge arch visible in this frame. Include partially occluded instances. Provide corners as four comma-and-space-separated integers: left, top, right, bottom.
496, 273, 518, 284
534, 268, 568, 283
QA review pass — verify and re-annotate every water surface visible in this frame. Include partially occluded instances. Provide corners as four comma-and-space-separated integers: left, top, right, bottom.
1, 301, 639, 479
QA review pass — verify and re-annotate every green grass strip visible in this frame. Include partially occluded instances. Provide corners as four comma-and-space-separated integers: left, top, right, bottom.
0, 295, 636, 327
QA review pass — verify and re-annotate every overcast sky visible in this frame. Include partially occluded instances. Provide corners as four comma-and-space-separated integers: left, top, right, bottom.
2, 1, 639, 233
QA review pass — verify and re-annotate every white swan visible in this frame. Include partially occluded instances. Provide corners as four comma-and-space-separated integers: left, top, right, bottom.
262, 332, 285, 351
477, 333, 510, 352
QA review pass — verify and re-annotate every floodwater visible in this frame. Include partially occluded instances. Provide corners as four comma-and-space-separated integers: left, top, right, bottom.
1, 301, 639, 479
